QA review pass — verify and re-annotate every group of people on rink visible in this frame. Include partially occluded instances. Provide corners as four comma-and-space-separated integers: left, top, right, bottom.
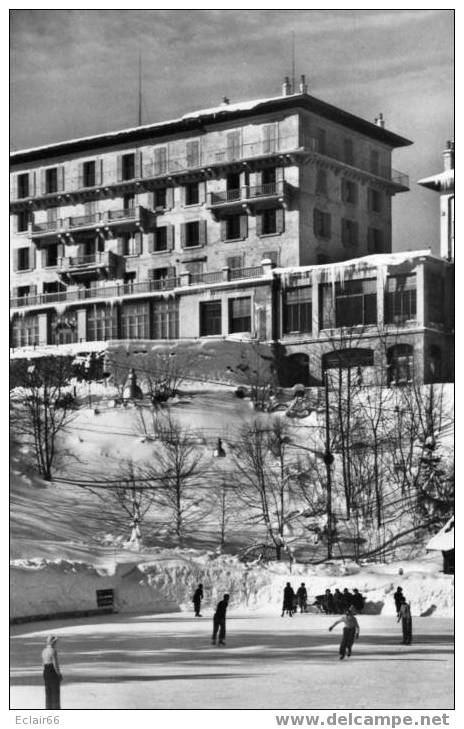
40, 580, 414, 708
313, 587, 366, 614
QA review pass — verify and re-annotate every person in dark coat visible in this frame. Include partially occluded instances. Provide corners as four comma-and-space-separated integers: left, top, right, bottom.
329, 606, 360, 660
352, 588, 365, 612
342, 588, 354, 611
42, 635, 62, 709
322, 589, 334, 614
193, 583, 203, 617
212, 593, 229, 645
296, 583, 308, 613
397, 599, 412, 645
394, 587, 404, 616
333, 588, 344, 614
281, 582, 295, 617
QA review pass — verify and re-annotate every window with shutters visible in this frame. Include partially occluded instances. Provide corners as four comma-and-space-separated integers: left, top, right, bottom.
12, 314, 39, 348
367, 227, 383, 253
186, 140, 200, 168
370, 149, 380, 175
262, 209, 277, 235
344, 138, 354, 165
83, 161, 96, 187
87, 304, 118, 342
121, 232, 139, 256
45, 168, 58, 193
200, 301, 222, 336
316, 169, 327, 195
317, 128, 327, 154
262, 124, 277, 154
368, 188, 382, 213
17, 247, 31, 271
184, 182, 199, 206
153, 227, 168, 252
44, 244, 59, 268
284, 286, 312, 334
341, 218, 358, 247
43, 281, 65, 295
226, 131, 241, 160
330, 278, 377, 328
185, 221, 200, 247
16, 285, 31, 299
225, 215, 241, 241
152, 298, 179, 339
226, 255, 243, 270
229, 297, 251, 334
121, 302, 149, 339
17, 173, 29, 199
384, 275, 417, 325
17, 210, 32, 233
154, 188, 167, 209
313, 209, 331, 239
341, 179, 357, 205
226, 172, 241, 198
122, 154, 135, 180
154, 146, 167, 175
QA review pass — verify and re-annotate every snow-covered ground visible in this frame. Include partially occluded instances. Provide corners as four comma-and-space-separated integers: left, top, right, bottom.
10, 611, 454, 710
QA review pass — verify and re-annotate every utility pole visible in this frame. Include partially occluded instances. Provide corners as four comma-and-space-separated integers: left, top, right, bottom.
323, 370, 334, 559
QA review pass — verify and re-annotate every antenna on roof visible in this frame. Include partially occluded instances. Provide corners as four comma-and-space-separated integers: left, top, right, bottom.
138, 52, 143, 126
291, 30, 296, 93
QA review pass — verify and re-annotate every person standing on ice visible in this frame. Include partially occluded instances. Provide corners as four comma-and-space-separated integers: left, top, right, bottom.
212, 593, 229, 645
397, 598, 413, 645
328, 606, 360, 659
281, 582, 295, 617
42, 635, 62, 709
394, 586, 404, 616
296, 583, 308, 613
193, 583, 204, 617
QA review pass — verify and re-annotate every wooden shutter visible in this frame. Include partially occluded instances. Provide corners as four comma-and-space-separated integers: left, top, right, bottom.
240, 214, 248, 239
276, 209, 285, 234
313, 209, 320, 236
166, 187, 174, 210
116, 156, 123, 182
219, 219, 227, 242
263, 124, 276, 153
198, 181, 206, 205
147, 233, 155, 253
12, 287, 19, 298
10, 174, 18, 200
57, 166, 65, 192
134, 231, 143, 255
135, 151, 142, 178
256, 213, 263, 237
199, 219, 207, 246
341, 218, 348, 245
186, 140, 199, 167
96, 159, 103, 186
180, 223, 186, 248
325, 212, 331, 238
41, 249, 47, 268
167, 266, 176, 278
154, 147, 167, 175
29, 284, 38, 297
167, 225, 175, 251
116, 236, 124, 255
29, 171, 36, 197
147, 192, 155, 209
13, 249, 19, 272
275, 167, 284, 183
227, 131, 240, 160
57, 242, 65, 259
40, 169, 46, 195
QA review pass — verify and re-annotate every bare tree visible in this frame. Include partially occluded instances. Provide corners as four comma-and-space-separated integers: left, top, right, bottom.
10, 357, 79, 481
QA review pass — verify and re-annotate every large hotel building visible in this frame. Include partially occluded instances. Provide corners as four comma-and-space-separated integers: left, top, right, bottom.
10, 77, 454, 385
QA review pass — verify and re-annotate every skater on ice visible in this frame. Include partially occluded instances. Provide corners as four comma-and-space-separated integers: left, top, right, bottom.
394, 586, 404, 615
328, 606, 360, 659
281, 582, 295, 617
398, 598, 413, 645
193, 583, 204, 617
296, 583, 308, 613
212, 593, 229, 645
42, 635, 62, 709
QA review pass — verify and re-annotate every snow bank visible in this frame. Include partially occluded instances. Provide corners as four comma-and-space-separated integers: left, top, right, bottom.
10, 550, 453, 620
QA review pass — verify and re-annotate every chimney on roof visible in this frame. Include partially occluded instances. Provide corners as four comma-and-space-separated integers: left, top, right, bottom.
374, 113, 385, 128
221, 96, 230, 106
299, 74, 308, 94
443, 140, 454, 171
282, 76, 292, 96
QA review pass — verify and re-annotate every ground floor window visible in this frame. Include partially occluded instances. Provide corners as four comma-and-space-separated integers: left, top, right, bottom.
11, 314, 39, 348
229, 296, 251, 334
321, 279, 377, 329
152, 299, 179, 339
387, 344, 414, 385
121, 302, 149, 339
384, 275, 417, 325
283, 286, 312, 334
50, 312, 78, 345
87, 304, 118, 342
200, 301, 222, 336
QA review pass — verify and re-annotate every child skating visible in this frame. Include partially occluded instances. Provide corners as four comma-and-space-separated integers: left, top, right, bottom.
328, 606, 360, 659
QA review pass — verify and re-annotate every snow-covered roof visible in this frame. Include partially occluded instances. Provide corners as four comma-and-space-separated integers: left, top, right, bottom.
10, 91, 412, 164
426, 518, 454, 552
418, 169, 454, 192
274, 249, 437, 278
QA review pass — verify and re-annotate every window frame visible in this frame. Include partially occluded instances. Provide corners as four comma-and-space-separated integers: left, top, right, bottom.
200, 300, 222, 337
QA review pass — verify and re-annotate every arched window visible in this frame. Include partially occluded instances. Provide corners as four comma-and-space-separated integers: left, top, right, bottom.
387, 344, 414, 385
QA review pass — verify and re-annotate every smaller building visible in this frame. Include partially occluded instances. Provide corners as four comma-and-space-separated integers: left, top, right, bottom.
426, 517, 454, 574
418, 141, 454, 262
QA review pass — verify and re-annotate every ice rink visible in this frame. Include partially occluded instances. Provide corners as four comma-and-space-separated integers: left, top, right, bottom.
10, 611, 453, 710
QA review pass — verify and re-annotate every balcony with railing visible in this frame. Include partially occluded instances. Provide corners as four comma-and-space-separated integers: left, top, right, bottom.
29, 206, 149, 238
10, 264, 268, 311
58, 250, 122, 280
207, 180, 290, 213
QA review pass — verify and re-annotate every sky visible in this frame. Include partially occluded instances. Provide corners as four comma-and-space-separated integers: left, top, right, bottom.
10, 9, 454, 253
